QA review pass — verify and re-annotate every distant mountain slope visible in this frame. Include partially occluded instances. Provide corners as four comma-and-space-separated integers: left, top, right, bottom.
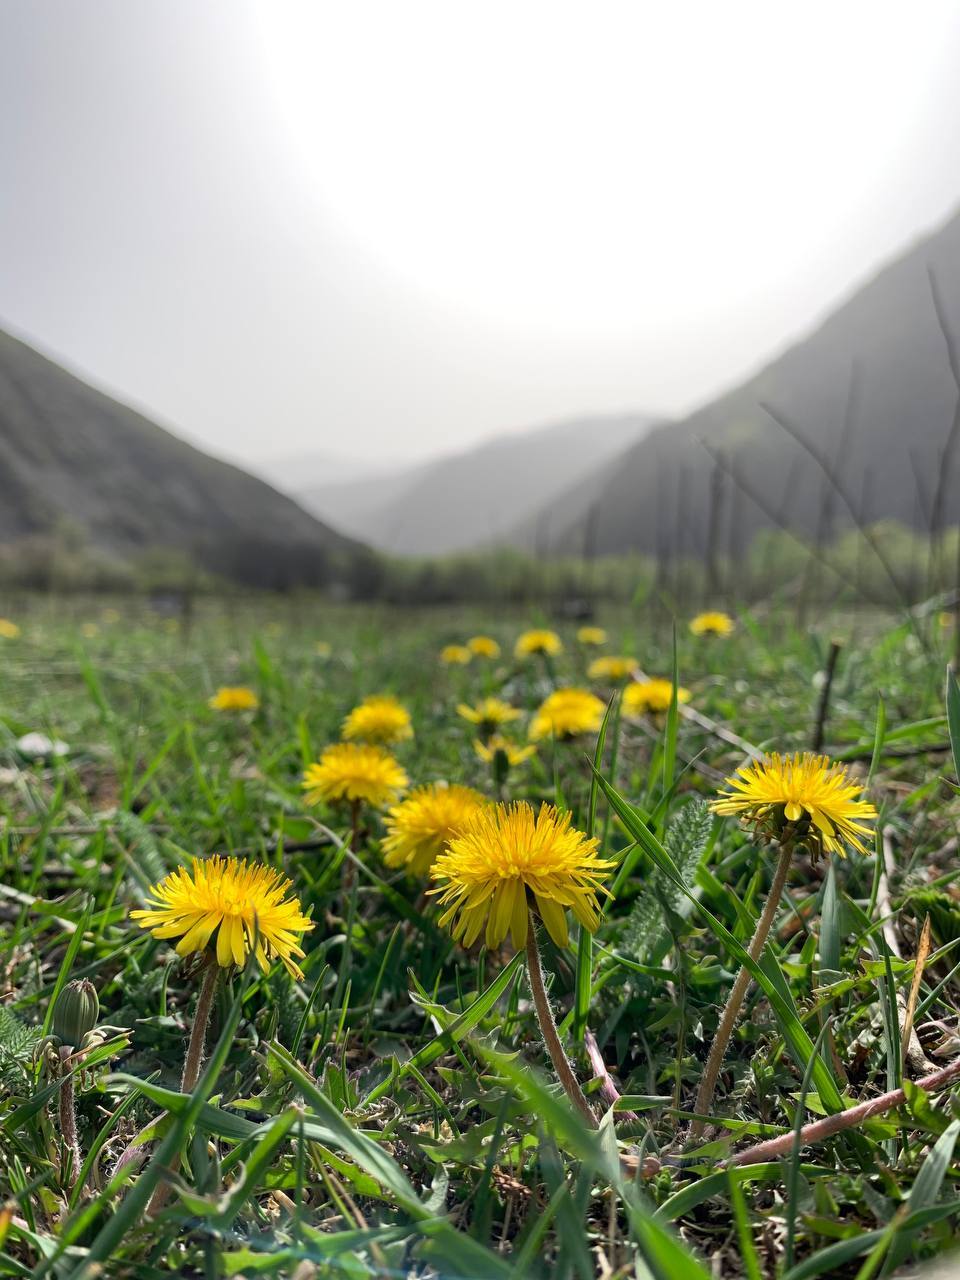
297, 414, 657, 554
540, 208, 960, 559
0, 327, 364, 587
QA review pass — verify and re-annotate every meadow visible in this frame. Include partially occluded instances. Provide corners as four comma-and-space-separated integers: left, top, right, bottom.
2, 593, 960, 1279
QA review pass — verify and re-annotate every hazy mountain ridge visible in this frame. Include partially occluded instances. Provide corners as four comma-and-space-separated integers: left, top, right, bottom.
296, 413, 658, 553
535, 208, 960, 559
0, 327, 365, 588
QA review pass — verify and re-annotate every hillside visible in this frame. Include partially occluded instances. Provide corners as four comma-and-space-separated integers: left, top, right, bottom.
538, 208, 960, 560
296, 413, 657, 553
0, 328, 365, 588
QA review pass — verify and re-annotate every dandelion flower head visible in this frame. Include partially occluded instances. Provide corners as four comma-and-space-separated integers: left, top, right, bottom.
690, 611, 735, 637
467, 635, 501, 659
588, 655, 638, 682
514, 629, 563, 658
302, 743, 408, 809
529, 687, 605, 741
382, 782, 486, 876
474, 735, 537, 767
209, 686, 260, 712
623, 679, 690, 716
457, 697, 521, 734
131, 856, 314, 979
576, 626, 607, 646
430, 801, 615, 950
711, 752, 877, 858
342, 694, 413, 745
0, 619, 20, 639
440, 644, 473, 666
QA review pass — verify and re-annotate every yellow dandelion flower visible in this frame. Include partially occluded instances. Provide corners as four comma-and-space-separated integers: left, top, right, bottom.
457, 697, 521, 734
711, 752, 877, 858
102, 608, 121, 624
0, 619, 21, 639
130, 856, 314, 979
208, 685, 260, 712
316, 640, 333, 657
302, 743, 408, 809
576, 626, 607, 646
430, 802, 615, 950
382, 782, 486, 877
81, 623, 99, 639
467, 635, 501, 659
342, 694, 413, 745
623, 679, 691, 715
514, 629, 563, 658
474, 735, 537, 766
690, 611, 735, 637
440, 644, 473, 665
588, 655, 638, 682
529, 687, 605, 741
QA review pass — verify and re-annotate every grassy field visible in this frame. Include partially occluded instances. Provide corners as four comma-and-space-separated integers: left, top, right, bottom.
2, 594, 960, 1279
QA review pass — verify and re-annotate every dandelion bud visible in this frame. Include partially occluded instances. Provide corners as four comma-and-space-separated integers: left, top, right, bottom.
53, 979, 99, 1047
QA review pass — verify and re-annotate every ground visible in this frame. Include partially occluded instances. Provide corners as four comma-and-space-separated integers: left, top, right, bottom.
1, 594, 959, 1279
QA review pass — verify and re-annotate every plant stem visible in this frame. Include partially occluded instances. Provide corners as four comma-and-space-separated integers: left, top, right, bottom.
58, 1045, 82, 1193
525, 912, 597, 1128
180, 957, 220, 1093
147, 958, 220, 1215
690, 838, 795, 1141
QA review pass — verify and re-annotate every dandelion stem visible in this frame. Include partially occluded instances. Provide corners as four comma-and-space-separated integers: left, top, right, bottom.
58, 1046, 82, 1193
180, 957, 220, 1093
147, 958, 220, 1214
526, 913, 597, 1128
690, 838, 795, 1141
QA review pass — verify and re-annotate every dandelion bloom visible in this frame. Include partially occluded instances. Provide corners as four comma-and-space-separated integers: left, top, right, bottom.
131, 856, 314, 979
529, 688, 605, 741
0, 619, 20, 639
316, 640, 333, 657
457, 697, 521, 734
515, 629, 563, 658
588, 655, 638, 682
81, 623, 100, 639
474, 735, 537, 767
576, 626, 607, 646
690, 611, 735, 637
467, 635, 501, 659
382, 782, 486, 876
623, 679, 690, 716
342, 694, 413, 745
431, 802, 615, 950
302, 743, 408, 809
440, 644, 473, 666
711, 752, 877, 858
209, 686, 260, 712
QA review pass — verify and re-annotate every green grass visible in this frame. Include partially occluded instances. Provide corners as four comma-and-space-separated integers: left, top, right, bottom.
2, 595, 960, 1278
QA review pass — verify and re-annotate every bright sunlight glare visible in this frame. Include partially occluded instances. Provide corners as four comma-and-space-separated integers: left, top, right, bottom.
253, 0, 955, 335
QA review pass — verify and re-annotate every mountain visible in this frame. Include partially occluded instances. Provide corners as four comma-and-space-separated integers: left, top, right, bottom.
0, 327, 366, 588
296, 413, 658, 554
538, 208, 960, 560
249, 449, 401, 494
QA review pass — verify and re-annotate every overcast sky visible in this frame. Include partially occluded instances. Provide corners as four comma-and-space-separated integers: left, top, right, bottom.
2, 1, 960, 471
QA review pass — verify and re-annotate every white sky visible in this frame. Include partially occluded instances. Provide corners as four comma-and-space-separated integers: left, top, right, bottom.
1, 0, 959, 468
